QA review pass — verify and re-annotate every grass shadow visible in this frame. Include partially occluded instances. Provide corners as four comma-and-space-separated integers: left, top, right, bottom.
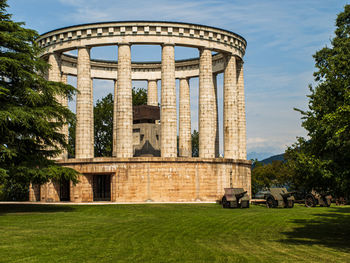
279, 206, 350, 252
0, 204, 76, 216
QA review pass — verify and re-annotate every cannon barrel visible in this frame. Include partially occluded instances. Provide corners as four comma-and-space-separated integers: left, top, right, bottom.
280, 191, 296, 198
235, 191, 247, 199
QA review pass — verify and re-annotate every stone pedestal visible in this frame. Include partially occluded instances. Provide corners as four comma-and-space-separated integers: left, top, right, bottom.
161, 44, 177, 157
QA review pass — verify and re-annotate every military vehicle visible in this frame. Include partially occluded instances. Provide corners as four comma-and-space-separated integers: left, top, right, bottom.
264, 188, 296, 208
305, 190, 331, 207
222, 188, 250, 208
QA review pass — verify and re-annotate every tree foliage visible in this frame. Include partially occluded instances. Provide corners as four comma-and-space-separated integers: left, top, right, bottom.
132, 87, 148, 106
94, 93, 113, 157
191, 130, 199, 157
251, 160, 294, 194
0, 0, 78, 200
288, 5, 350, 197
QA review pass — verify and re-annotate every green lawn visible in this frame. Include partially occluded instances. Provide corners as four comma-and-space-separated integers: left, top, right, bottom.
0, 204, 349, 263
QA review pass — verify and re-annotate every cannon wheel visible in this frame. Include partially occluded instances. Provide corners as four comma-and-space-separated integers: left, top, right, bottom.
222, 196, 230, 208
322, 196, 331, 207
286, 200, 294, 208
266, 195, 277, 208
305, 194, 316, 207
241, 200, 250, 208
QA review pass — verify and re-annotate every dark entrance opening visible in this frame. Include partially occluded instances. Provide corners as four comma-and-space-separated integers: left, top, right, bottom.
60, 179, 70, 201
93, 174, 111, 201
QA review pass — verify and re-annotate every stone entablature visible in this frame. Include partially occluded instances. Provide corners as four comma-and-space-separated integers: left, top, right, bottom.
37, 21, 246, 57
60, 53, 226, 80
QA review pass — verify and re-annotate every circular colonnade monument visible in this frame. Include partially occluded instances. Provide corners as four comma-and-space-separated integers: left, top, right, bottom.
30, 21, 251, 203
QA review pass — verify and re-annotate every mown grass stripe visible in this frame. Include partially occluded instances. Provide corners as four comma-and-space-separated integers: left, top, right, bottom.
0, 204, 349, 262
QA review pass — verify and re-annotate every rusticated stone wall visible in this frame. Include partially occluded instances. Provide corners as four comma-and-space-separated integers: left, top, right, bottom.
32, 158, 251, 203
40, 180, 60, 202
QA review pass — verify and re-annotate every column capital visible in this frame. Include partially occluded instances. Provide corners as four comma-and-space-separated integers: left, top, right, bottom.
198, 47, 212, 53
77, 45, 91, 51
118, 42, 131, 46
236, 57, 244, 65
47, 51, 62, 56
61, 72, 68, 80
161, 43, 175, 47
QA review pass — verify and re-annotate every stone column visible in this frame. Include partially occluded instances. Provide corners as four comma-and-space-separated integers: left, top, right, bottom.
237, 60, 247, 159
48, 53, 69, 160
48, 53, 61, 82
179, 78, 191, 157
116, 44, 133, 158
161, 44, 177, 157
60, 73, 69, 159
198, 48, 216, 158
213, 73, 219, 157
91, 78, 94, 156
147, 79, 158, 106
112, 79, 118, 157
76, 47, 94, 159
223, 54, 238, 159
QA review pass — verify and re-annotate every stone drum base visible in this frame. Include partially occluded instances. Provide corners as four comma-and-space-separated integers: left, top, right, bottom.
30, 157, 251, 203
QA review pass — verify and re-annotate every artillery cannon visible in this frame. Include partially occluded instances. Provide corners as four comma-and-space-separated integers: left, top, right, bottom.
305, 190, 331, 207
222, 188, 250, 208
265, 188, 296, 208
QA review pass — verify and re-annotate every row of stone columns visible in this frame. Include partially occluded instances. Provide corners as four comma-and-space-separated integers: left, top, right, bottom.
47, 44, 246, 160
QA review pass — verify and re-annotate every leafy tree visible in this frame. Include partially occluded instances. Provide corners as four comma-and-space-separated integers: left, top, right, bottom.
251, 160, 294, 195
94, 93, 113, 157
68, 117, 76, 158
132, 87, 148, 106
191, 130, 199, 157
0, 0, 78, 200
288, 5, 350, 197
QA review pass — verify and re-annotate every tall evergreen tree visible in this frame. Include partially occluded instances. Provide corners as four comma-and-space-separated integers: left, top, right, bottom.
287, 5, 350, 197
0, 0, 78, 200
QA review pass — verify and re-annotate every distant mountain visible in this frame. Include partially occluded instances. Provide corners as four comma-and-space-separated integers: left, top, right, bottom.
260, 153, 284, 165
247, 152, 274, 161
250, 153, 284, 169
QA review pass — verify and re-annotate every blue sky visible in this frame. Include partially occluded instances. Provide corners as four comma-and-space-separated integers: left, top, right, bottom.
8, 0, 350, 159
